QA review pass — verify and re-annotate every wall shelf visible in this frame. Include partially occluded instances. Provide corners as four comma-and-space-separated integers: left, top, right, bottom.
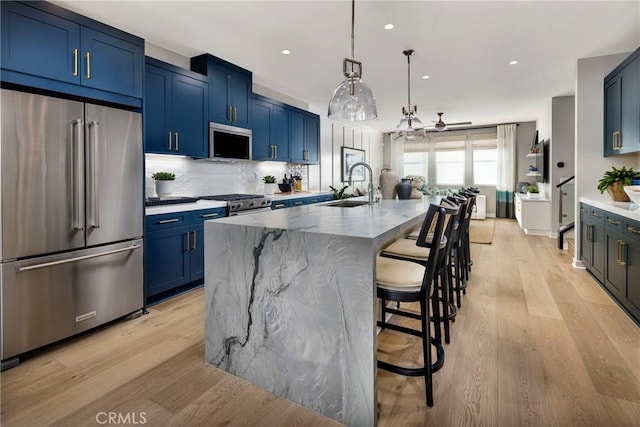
526, 152, 543, 158
526, 172, 542, 177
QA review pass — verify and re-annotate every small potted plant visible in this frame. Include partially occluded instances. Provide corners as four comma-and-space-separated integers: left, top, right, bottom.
597, 166, 640, 202
527, 185, 540, 199
151, 171, 175, 196
263, 175, 276, 195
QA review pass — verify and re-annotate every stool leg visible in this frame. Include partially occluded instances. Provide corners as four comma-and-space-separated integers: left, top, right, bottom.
431, 275, 442, 346
420, 298, 434, 407
440, 264, 451, 344
380, 298, 387, 329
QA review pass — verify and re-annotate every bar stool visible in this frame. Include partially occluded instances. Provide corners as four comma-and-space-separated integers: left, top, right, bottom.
380, 198, 462, 344
376, 203, 448, 407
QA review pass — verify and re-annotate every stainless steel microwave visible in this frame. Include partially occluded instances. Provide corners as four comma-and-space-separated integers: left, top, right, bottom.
209, 122, 252, 160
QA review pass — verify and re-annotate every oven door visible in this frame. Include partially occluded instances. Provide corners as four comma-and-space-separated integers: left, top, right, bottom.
228, 207, 272, 216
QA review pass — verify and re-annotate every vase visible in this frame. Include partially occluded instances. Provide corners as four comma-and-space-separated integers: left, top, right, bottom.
606, 182, 630, 202
155, 180, 174, 196
379, 169, 399, 199
264, 183, 276, 195
395, 179, 412, 200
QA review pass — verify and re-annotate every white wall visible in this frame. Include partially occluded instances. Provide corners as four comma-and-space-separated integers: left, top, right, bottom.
574, 52, 640, 262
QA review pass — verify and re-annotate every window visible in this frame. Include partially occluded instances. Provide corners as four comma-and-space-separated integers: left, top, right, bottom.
434, 137, 465, 186
472, 135, 498, 185
435, 150, 465, 185
403, 151, 428, 178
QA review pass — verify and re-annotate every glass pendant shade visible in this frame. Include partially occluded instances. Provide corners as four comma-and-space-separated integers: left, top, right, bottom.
328, 76, 378, 121
396, 49, 426, 140
395, 110, 426, 140
327, 0, 377, 121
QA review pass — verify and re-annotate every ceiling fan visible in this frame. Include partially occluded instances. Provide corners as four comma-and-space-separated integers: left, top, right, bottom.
429, 112, 472, 131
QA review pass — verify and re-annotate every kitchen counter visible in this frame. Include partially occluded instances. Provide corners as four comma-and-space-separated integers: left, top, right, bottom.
579, 196, 640, 221
145, 199, 226, 216
203, 196, 438, 426
268, 190, 333, 201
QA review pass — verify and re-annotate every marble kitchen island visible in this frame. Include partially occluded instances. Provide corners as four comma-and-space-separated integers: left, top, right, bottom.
204, 197, 436, 426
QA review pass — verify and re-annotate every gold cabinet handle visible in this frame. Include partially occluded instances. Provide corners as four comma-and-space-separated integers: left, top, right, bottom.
607, 218, 620, 226
617, 240, 627, 266
200, 213, 219, 218
627, 226, 640, 236
613, 131, 621, 150
168, 131, 173, 150
192, 230, 196, 251
73, 49, 79, 76
157, 218, 179, 224
175, 132, 179, 150
85, 51, 91, 79
185, 232, 190, 252
274, 145, 277, 158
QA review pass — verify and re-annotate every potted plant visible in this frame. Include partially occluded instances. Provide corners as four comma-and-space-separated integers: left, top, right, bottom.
597, 166, 640, 202
527, 185, 540, 199
329, 185, 352, 200
151, 171, 175, 196
263, 175, 276, 195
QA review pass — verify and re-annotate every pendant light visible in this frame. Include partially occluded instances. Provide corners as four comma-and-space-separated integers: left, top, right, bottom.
327, 0, 377, 121
395, 49, 426, 140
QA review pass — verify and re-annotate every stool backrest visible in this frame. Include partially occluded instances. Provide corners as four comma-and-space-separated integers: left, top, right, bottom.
414, 203, 448, 293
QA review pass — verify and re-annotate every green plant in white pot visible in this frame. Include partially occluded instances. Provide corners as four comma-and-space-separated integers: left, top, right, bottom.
263, 175, 276, 195
527, 185, 540, 199
152, 172, 175, 196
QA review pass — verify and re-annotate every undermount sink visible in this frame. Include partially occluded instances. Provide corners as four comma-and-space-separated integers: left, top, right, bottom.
324, 200, 370, 208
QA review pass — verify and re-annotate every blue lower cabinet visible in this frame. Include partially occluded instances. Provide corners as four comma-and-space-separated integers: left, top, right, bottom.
145, 207, 226, 304
270, 195, 333, 210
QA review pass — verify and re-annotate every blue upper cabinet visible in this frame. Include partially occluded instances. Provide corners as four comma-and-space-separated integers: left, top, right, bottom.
191, 54, 252, 129
289, 107, 320, 165
251, 94, 290, 161
1, 1, 144, 108
604, 47, 640, 156
79, 27, 143, 98
144, 57, 208, 158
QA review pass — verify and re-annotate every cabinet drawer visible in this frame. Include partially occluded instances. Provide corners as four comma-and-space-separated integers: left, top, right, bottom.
146, 212, 190, 232
604, 212, 624, 232
190, 208, 226, 224
590, 208, 605, 224
623, 218, 640, 243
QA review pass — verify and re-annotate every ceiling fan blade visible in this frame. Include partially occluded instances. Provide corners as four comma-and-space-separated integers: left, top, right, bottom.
445, 121, 472, 126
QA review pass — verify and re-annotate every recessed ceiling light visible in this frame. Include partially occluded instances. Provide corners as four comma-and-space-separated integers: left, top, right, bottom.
422, 75, 430, 79
384, 24, 394, 30
282, 49, 291, 55
509, 60, 518, 65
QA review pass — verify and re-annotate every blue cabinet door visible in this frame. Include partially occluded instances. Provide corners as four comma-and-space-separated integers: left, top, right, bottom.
252, 97, 273, 161
304, 113, 320, 164
604, 77, 620, 156
619, 58, 639, 155
172, 72, 209, 158
209, 65, 230, 124
80, 26, 143, 98
189, 208, 226, 281
289, 110, 305, 163
1, 2, 80, 85
230, 69, 252, 128
272, 105, 290, 161
144, 64, 172, 154
146, 226, 190, 297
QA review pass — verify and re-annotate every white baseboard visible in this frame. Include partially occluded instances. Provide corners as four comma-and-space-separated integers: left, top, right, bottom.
572, 258, 586, 269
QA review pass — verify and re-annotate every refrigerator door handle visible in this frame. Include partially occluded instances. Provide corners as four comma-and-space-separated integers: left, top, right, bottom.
16, 244, 141, 272
72, 119, 84, 231
89, 121, 100, 229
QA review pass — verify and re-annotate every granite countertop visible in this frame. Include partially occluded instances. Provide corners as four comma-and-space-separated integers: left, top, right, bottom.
209, 196, 440, 247
515, 192, 551, 202
580, 196, 640, 221
145, 200, 227, 215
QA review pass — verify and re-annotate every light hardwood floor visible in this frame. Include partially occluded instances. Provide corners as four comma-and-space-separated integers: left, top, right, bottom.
2, 219, 639, 426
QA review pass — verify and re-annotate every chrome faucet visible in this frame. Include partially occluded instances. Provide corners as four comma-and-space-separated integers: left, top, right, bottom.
348, 161, 374, 204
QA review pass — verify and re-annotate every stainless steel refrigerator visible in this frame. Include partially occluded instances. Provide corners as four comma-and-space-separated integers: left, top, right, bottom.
1, 88, 143, 367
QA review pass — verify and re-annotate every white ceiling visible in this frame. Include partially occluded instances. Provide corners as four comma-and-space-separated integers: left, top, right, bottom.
55, 1, 640, 133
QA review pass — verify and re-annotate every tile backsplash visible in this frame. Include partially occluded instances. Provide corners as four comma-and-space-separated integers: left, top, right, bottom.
145, 154, 309, 197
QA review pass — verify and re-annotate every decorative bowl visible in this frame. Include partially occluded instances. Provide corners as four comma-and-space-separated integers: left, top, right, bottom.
623, 185, 640, 206
278, 183, 292, 193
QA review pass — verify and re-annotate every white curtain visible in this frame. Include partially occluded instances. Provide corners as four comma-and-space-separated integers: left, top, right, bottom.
389, 136, 404, 178
496, 124, 517, 218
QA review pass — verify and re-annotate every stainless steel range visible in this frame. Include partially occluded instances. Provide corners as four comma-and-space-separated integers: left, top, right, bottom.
200, 194, 272, 215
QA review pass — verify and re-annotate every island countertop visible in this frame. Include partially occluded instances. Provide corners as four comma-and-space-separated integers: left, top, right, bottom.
203, 196, 436, 426
212, 196, 438, 245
